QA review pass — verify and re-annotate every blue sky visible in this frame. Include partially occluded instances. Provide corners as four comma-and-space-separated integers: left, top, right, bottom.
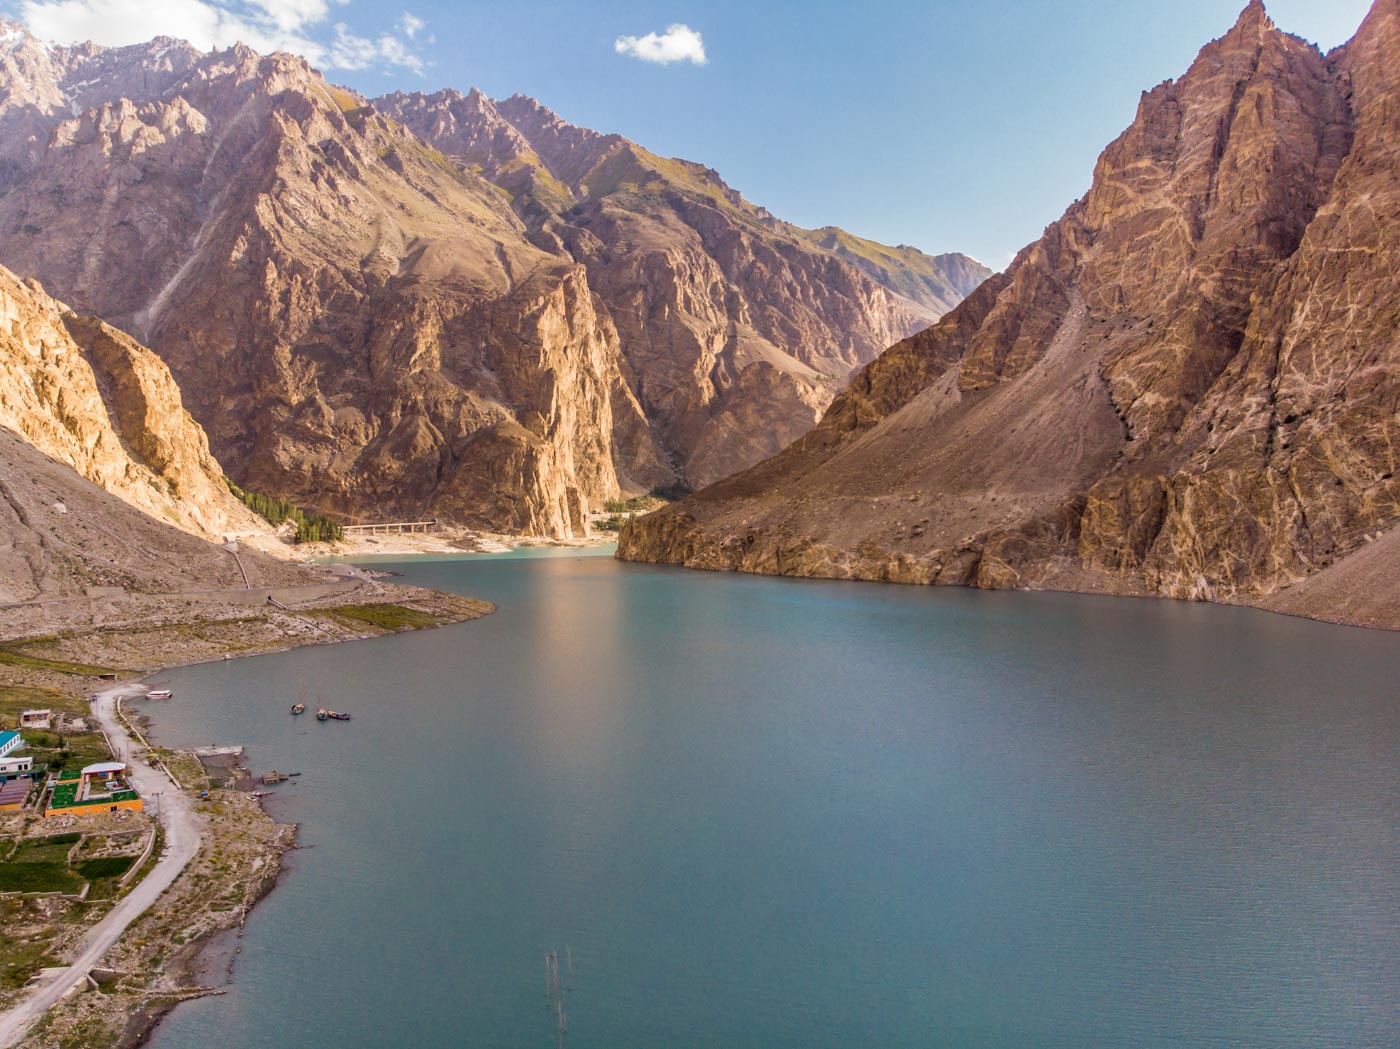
14, 0, 1375, 267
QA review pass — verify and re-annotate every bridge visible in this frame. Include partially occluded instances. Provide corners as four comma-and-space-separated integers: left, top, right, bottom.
341, 519, 439, 535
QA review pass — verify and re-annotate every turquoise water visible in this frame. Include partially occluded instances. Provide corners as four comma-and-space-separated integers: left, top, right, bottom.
146, 555, 1400, 1047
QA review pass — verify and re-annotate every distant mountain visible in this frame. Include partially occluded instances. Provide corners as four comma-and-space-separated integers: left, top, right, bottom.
374, 88, 991, 485
620, 0, 1400, 631
0, 27, 988, 534
784, 227, 990, 318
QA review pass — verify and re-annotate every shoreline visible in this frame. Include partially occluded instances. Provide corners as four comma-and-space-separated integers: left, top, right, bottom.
106, 583, 503, 1048
614, 545, 1400, 636
0, 577, 495, 1048
293, 526, 617, 561
115, 756, 298, 1049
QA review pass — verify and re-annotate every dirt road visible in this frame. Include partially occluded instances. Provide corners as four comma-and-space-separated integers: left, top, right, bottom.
0, 685, 200, 1047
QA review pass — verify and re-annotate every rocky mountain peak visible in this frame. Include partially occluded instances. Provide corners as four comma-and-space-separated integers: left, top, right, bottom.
0, 24, 987, 536
618, 0, 1400, 630
1230, 0, 1273, 35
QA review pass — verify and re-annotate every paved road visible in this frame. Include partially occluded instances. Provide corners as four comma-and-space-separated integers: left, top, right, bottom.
0, 686, 201, 1047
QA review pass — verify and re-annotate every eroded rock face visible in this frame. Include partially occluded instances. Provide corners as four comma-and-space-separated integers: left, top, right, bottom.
621, 0, 1400, 628
377, 90, 991, 487
0, 265, 261, 539
0, 27, 988, 534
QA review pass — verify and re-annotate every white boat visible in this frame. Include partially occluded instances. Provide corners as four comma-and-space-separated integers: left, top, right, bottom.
146, 688, 173, 700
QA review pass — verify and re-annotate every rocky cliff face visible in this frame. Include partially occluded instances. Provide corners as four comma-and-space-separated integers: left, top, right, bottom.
371, 89, 992, 487
0, 264, 262, 540
0, 28, 988, 535
620, 0, 1400, 629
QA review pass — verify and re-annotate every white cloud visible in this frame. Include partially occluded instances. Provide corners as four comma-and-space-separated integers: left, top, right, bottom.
19, 0, 425, 73
613, 23, 706, 66
398, 11, 423, 38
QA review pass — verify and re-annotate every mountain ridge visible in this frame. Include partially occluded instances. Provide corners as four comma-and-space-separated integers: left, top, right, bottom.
0, 23, 989, 535
618, 0, 1400, 631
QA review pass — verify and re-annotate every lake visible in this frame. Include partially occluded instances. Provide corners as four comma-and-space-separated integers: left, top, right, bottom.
145, 548, 1400, 1047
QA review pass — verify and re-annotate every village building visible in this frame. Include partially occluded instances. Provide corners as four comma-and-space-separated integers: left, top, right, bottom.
45, 761, 143, 818
0, 777, 29, 812
0, 730, 24, 760
0, 752, 42, 781
18, 709, 52, 730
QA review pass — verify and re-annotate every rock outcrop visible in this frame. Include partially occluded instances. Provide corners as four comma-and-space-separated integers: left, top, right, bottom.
0, 265, 261, 540
0, 27, 988, 534
620, 0, 1400, 629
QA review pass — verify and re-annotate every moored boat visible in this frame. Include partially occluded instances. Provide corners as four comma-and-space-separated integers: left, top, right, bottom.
146, 688, 172, 700
316, 708, 328, 721
326, 710, 351, 721
291, 703, 305, 715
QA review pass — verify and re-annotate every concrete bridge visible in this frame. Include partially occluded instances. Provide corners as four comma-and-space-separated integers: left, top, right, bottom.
342, 519, 439, 535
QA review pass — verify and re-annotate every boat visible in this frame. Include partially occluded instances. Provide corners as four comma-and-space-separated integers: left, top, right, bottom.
291, 703, 305, 715
326, 710, 351, 721
316, 708, 328, 721
146, 689, 172, 700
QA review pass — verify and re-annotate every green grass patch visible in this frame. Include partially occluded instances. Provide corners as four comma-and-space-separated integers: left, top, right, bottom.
0, 685, 81, 728
18, 729, 110, 773
0, 648, 114, 677
14, 836, 79, 864
0, 862, 83, 894
324, 604, 441, 631
74, 857, 134, 880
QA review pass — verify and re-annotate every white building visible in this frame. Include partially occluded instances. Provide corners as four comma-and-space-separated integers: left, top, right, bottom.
0, 754, 34, 779
19, 709, 52, 730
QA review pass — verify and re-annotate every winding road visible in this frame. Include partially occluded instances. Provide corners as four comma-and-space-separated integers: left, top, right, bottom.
0, 686, 201, 1047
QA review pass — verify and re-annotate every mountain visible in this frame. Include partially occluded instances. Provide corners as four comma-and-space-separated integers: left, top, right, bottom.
376, 89, 991, 490
619, 0, 1400, 630
0, 266, 312, 605
0, 264, 261, 542
0, 27, 988, 536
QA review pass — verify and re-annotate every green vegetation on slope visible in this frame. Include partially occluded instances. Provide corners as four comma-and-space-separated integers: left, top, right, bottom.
225, 480, 344, 544
0, 647, 114, 677
73, 857, 135, 880
323, 604, 443, 631
0, 860, 83, 894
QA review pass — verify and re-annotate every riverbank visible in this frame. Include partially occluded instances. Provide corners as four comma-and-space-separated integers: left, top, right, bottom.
0, 576, 495, 1047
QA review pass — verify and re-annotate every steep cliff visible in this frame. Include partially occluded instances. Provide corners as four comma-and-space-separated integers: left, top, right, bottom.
0, 265, 261, 540
0, 27, 988, 533
358, 89, 993, 487
620, 0, 1400, 629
